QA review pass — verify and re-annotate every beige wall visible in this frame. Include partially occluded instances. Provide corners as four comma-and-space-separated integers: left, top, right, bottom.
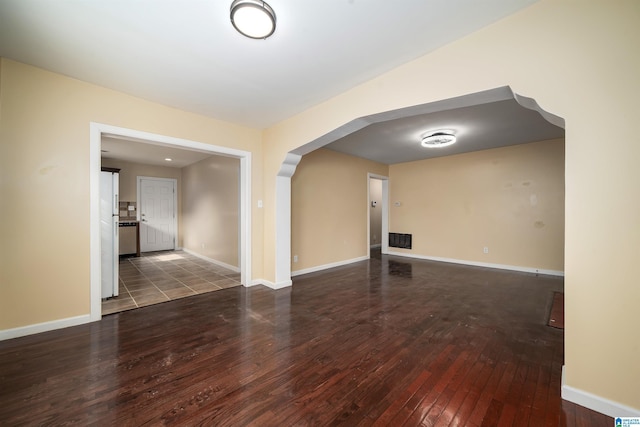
389, 139, 564, 272
263, 0, 640, 410
369, 178, 383, 247
182, 155, 240, 267
291, 149, 388, 271
0, 58, 262, 330
101, 158, 184, 245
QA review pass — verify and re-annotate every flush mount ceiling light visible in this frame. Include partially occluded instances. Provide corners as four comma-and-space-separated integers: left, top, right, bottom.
421, 130, 457, 148
230, 0, 277, 39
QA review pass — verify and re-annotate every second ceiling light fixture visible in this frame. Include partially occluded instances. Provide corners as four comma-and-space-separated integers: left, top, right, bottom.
421, 130, 457, 148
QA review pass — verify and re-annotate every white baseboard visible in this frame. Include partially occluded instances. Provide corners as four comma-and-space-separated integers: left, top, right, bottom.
182, 248, 240, 273
0, 314, 92, 341
271, 279, 292, 289
248, 279, 292, 289
246, 279, 263, 288
386, 251, 564, 277
292, 256, 369, 277
561, 366, 640, 417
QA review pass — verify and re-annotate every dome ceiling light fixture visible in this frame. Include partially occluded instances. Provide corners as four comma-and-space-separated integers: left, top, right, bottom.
421, 130, 457, 148
230, 0, 277, 39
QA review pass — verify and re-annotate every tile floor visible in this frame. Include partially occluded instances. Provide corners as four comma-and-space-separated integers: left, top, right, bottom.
102, 250, 241, 315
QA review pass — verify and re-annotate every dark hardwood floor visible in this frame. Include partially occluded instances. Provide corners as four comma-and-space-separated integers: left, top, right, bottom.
0, 253, 612, 426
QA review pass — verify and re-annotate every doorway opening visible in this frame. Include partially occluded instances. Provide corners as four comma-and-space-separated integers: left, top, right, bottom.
278, 86, 565, 286
90, 123, 252, 321
368, 174, 389, 258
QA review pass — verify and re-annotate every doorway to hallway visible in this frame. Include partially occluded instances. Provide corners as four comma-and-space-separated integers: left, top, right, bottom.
368, 173, 389, 257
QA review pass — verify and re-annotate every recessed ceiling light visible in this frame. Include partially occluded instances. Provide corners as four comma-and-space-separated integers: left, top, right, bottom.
165, 158, 173, 162
421, 130, 457, 148
230, 0, 277, 39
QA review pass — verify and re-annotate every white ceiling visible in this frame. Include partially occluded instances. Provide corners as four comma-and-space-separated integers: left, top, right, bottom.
1, 1, 563, 167
0, 0, 539, 130
101, 136, 214, 168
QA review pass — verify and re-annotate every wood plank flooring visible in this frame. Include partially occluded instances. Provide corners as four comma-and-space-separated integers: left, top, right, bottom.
0, 253, 612, 426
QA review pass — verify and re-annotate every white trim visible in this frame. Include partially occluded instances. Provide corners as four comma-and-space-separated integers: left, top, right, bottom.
561, 366, 640, 417
381, 179, 389, 254
292, 255, 369, 277
90, 124, 102, 321
137, 176, 178, 252
0, 315, 92, 341
240, 155, 251, 288
386, 251, 564, 277
90, 122, 252, 323
182, 248, 240, 273
275, 153, 302, 286
248, 278, 292, 289
272, 280, 293, 289
246, 279, 264, 287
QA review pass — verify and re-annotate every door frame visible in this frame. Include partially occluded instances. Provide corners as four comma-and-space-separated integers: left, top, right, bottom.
367, 173, 389, 256
90, 122, 252, 321
137, 176, 178, 252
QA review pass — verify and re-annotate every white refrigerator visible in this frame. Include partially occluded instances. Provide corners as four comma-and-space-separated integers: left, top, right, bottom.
100, 170, 120, 299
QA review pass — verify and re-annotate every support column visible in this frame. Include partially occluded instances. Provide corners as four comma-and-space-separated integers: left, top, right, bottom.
274, 153, 302, 289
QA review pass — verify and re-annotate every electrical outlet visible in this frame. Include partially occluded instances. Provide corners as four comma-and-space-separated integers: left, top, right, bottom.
483, 247, 489, 254
293, 255, 298, 263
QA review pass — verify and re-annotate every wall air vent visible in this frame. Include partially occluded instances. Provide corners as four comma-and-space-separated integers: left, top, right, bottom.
389, 233, 412, 249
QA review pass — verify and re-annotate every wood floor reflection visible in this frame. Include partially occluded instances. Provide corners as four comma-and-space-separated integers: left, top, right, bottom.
0, 253, 611, 426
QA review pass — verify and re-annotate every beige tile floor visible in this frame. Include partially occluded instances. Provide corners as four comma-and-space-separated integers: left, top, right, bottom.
102, 250, 241, 315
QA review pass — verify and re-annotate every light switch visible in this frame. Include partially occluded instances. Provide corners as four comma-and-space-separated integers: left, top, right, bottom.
257, 200, 263, 208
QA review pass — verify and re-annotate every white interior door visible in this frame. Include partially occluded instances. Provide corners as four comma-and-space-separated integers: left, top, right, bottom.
139, 177, 177, 252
